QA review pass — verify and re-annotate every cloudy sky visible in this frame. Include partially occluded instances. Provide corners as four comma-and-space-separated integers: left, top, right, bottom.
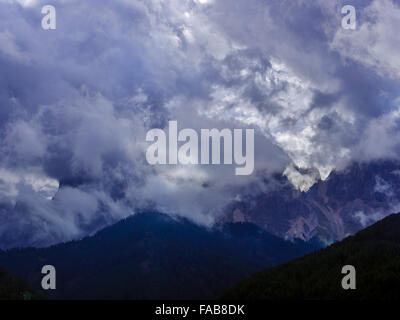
0, 0, 399, 248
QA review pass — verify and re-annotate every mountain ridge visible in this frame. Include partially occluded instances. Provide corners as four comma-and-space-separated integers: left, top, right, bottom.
0, 211, 319, 299
222, 212, 400, 300
222, 160, 400, 243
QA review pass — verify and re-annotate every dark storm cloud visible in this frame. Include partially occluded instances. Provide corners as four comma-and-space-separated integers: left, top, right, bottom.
206, 0, 400, 173
0, 0, 399, 248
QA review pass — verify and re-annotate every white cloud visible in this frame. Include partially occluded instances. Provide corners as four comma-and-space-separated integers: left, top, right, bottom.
331, 0, 400, 80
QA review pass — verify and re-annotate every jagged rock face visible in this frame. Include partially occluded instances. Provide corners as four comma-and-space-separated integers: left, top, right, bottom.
223, 161, 400, 244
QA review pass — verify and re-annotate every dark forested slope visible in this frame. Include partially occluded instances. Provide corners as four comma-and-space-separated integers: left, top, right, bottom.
222, 213, 400, 300
0, 212, 319, 299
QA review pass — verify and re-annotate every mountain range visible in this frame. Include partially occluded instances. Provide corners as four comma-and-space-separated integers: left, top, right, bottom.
0, 212, 318, 299
1, 160, 400, 299
3, 210, 400, 300
222, 160, 400, 243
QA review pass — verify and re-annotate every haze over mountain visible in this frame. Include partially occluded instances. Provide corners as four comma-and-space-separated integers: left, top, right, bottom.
1, 160, 399, 250
222, 160, 400, 244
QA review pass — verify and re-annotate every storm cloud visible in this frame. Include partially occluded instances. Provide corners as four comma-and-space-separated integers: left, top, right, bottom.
0, 0, 399, 248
